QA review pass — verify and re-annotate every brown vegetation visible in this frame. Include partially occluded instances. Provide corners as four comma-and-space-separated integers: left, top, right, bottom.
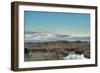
24, 41, 90, 58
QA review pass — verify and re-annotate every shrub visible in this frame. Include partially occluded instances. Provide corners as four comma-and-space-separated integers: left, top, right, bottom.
24, 48, 30, 54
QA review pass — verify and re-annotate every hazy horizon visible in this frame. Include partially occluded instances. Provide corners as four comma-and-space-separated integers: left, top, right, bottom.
24, 32, 90, 42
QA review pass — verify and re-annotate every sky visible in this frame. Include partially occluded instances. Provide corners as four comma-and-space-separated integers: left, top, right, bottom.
24, 11, 90, 36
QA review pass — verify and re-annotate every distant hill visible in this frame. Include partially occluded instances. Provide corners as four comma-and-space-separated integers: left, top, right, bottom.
24, 32, 90, 42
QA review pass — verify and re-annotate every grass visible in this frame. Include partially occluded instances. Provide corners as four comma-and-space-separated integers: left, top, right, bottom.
24, 52, 64, 61
24, 40, 90, 61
